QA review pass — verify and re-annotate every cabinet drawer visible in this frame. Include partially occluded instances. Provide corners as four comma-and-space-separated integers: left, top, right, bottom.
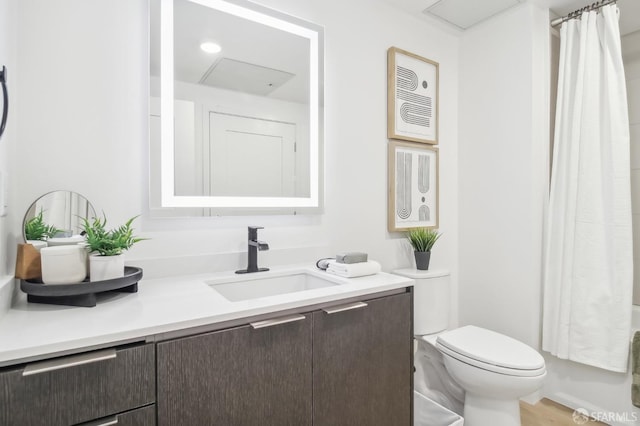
0, 343, 155, 426
80, 404, 156, 426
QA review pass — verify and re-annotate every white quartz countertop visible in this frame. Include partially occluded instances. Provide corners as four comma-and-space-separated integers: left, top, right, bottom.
0, 265, 413, 367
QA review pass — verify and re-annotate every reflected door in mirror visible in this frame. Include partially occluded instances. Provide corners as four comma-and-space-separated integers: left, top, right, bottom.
208, 112, 296, 197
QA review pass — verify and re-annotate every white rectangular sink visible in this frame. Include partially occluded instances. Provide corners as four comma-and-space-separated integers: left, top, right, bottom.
207, 271, 341, 302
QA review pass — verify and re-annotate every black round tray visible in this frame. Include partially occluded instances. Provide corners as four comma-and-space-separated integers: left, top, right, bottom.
20, 266, 143, 308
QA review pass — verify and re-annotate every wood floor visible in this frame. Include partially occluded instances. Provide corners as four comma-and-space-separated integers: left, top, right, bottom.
521, 398, 609, 426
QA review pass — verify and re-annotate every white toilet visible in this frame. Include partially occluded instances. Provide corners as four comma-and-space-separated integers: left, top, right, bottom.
393, 269, 546, 426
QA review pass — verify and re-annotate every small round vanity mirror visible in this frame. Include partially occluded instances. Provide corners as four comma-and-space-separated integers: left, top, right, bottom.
22, 190, 97, 246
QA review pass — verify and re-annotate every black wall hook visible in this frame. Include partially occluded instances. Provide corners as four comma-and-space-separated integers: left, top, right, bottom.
0, 66, 8, 141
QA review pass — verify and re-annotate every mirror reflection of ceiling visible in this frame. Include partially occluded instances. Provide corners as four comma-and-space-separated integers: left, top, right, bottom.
149, 0, 310, 104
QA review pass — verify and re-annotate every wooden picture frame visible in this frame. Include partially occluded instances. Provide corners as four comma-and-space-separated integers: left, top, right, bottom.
388, 140, 438, 232
387, 47, 439, 145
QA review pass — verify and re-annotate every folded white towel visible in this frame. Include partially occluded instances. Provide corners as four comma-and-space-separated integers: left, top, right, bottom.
326, 260, 381, 278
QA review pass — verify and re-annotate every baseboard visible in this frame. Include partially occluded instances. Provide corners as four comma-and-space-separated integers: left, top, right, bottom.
544, 391, 605, 413
520, 390, 543, 405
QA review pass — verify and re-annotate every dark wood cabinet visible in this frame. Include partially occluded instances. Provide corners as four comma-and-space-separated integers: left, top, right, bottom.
0, 344, 155, 426
0, 289, 412, 426
156, 291, 412, 426
313, 292, 413, 426
157, 314, 313, 426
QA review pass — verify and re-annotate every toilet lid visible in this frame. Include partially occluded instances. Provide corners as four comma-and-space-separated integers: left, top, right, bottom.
436, 326, 545, 375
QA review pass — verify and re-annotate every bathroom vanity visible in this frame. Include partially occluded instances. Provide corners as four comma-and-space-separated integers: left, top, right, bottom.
0, 267, 414, 426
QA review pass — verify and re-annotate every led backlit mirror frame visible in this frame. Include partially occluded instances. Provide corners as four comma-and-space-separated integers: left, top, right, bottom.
159, 0, 323, 209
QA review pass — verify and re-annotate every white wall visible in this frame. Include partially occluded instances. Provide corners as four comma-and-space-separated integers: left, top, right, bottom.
458, 3, 550, 349
0, 0, 18, 316
14, 0, 148, 254
12, 0, 459, 290
254, 0, 460, 282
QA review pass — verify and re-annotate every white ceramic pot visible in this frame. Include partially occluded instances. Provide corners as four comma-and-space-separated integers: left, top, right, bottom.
41, 245, 87, 284
89, 254, 125, 282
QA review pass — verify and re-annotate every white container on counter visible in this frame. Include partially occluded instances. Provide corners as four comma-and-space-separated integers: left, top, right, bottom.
40, 245, 88, 285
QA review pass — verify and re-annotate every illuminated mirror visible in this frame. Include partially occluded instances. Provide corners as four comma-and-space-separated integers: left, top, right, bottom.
150, 0, 323, 213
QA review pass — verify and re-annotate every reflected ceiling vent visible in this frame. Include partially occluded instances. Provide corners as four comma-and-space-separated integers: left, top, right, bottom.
424, 0, 524, 30
200, 58, 295, 97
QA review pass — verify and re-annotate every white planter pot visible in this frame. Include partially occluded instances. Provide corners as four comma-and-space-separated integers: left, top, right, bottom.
41, 245, 87, 284
89, 254, 125, 282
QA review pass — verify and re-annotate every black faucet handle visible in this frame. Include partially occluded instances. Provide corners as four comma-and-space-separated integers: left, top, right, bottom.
248, 226, 264, 240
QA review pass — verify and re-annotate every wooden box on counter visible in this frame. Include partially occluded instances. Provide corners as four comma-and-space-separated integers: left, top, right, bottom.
15, 243, 41, 280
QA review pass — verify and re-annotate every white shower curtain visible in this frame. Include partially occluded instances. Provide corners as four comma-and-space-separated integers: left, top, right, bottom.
542, 4, 632, 373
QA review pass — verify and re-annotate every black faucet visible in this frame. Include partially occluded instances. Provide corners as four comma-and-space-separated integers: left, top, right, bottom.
236, 226, 270, 274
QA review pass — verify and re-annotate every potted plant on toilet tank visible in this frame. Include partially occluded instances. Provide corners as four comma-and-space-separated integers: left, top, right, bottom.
407, 228, 440, 270
81, 214, 144, 281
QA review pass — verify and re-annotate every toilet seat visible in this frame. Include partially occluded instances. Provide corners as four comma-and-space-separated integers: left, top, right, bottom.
436, 325, 546, 377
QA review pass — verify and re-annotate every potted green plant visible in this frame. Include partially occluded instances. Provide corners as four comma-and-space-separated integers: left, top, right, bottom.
407, 228, 441, 270
81, 214, 144, 281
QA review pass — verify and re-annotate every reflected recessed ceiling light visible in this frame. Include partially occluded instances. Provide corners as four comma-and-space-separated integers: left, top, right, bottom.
200, 42, 222, 54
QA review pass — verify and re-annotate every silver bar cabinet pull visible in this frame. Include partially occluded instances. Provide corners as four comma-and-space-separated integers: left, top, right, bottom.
22, 348, 117, 376
250, 314, 306, 329
323, 301, 368, 315
87, 416, 119, 426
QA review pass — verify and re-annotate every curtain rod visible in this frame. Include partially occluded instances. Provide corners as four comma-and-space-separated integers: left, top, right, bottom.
550, 0, 617, 27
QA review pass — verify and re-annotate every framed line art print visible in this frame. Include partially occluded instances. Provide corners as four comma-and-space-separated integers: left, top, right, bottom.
387, 47, 439, 145
388, 140, 438, 232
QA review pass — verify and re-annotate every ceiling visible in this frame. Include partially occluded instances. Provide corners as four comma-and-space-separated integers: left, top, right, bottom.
384, 0, 640, 35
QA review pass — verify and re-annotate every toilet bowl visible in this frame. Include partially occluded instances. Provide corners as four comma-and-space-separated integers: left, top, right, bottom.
414, 334, 465, 415
437, 325, 546, 426
393, 269, 546, 426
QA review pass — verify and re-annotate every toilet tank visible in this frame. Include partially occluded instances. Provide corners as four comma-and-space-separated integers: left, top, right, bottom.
393, 269, 451, 335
